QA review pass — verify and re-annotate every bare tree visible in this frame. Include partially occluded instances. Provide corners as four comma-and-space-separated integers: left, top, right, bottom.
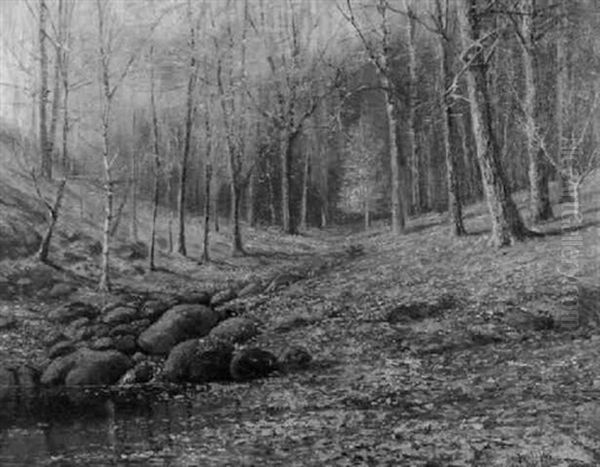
39, 0, 52, 179
341, 0, 406, 234
148, 46, 161, 271
458, 0, 529, 246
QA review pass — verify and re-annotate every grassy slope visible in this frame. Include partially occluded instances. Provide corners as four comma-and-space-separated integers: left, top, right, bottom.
2, 131, 600, 464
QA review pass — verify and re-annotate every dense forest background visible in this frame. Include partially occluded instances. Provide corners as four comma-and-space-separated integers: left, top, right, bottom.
0, 0, 599, 290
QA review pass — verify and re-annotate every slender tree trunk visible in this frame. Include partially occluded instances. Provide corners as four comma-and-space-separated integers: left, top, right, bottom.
437, 4, 466, 235
38, 179, 67, 263
405, 4, 419, 214
556, 4, 571, 202
267, 171, 277, 225
382, 82, 404, 234
213, 183, 220, 233
521, 0, 552, 222
149, 49, 161, 271
177, 12, 198, 257
166, 174, 174, 253
459, 0, 528, 247
300, 149, 310, 231
49, 43, 61, 160
279, 130, 291, 233
364, 197, 370, 231
246, 170, 255, 227
202, 163, 212, 262
130, 136, 138, 241
39, 0, 52, 179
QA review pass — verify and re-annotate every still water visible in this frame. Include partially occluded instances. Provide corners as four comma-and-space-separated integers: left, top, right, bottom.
0, 386, 243, 466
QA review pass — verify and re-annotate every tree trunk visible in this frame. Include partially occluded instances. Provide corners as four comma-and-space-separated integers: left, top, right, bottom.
246, 169, 255, 227
521, 0, 553, 222
300, 149, 310, 231
130, 140, 138, 241
177, 14, 198, 257
459, 0, 528, 247
149, 50, 160, 271
202, 163, 212, 262
555, 4, 571, 202
231, 183, 244, 254
364, 197, 370, 231
382, 81, 404, 234
279, 130, 291, 233
405, 4, 419, 214
39, 0, 52, 179
437, 8, 466, 235
37, 179, 67, 263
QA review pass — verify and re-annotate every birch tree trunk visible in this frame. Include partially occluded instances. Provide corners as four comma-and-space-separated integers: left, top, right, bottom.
520, 0, 553, 222
39, 0, 52, 179
405, 3, 419, 214
459, 0, 528, 247
149, 49, 161, 271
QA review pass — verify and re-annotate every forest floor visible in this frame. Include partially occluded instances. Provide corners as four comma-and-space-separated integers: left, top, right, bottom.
1, 160, 600, 465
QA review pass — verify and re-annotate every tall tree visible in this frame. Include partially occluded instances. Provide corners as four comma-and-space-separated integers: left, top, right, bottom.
434, 0, 466, 235
39, 0, 52, 179
176, 0, 199, 256
458, 0, 528, 246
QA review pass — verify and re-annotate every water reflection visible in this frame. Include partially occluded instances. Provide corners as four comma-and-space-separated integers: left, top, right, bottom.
0, 387, 231, 465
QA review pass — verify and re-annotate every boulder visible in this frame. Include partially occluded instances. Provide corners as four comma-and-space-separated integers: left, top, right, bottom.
48, 301, 99, 324
64, 349, 132, 386
177, 291, 212, 306
102, 306, 139, 325
48, 340, 76, 359
162, 338, 234, 383
115, 241, 148, 260
42, 348, 132, 386
64, 318, 94, 341
90, 337, 114, 351
118, 361, 156, 385
48, 283, 76, 299
209, 317, 259, 345
210, 288, 237, 307
238, 282, 263, 298
140, 299, 178, 321
278, 346, 312, 371
137, 304, 221, 355
265, 273, 304, 293
109, 319, 150, 337
230, 348, 279, 381
113, 335, 137, 354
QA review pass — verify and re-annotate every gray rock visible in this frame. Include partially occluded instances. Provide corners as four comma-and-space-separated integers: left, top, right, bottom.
230, 348, 279, 381
140, 299, 177, 321
48, 340, 76, 359
162, 338, 234, 383
102, 306, 139, 325
137, 304, 221, 355
109, 319, 150, 337
113, 335, 137, 354
48, 301, 99, 324
90, 337, 114, 351
118, 361, 156, 385
209, 317, 259, 345
48, 283, 76, 299
41, 353, 79, 386
177, 291, 212, 306
238, 282, 263, 298
278, 346, 312, 371
210, 288, 237, 307
64, 349, 132, 386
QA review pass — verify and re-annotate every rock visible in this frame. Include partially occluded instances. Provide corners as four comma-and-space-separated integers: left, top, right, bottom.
64, 349, 132, 386
90, 337, 114, 351
113, 335, 137, 354
265, 273, 304, 293
102, 306, 139, 325
48, 283, 76, 299
162, 338, 234, 383
137, 304, 221, 355
115, 241, 148, 260
272, 312, 320, 332
140, 299, 178, 321
48, 301, 99, 324
118, 361, 156, 385
88, 241, 102, 256
209, 317, 259, 345
64, 318, 94, 341
238, 282, 263, 298
41, 353, 79, 386
15, 365, 39, 388
230, 348, 279, 381
0, 367, 16, 387
210, 288, 237, 307
0, 315, 16, 330
177, 291, 212, 306
109, 319, 150, 337
87, 323, 111, 339
278, 346, 312, 371
48, 340, 77, 359
43, 330, 67, 348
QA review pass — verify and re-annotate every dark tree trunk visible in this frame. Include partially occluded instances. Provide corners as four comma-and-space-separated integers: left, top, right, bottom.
459, 0, 528, 246
202, 163, 212, 262
149, 49, 161, 271
38, 179, 67, 263
39, 0, 52, 179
